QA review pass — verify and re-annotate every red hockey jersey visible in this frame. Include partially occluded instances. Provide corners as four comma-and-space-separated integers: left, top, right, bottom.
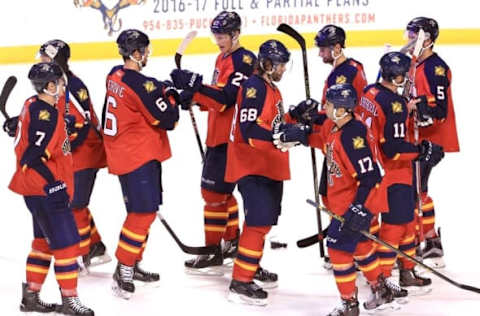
414, 53, 459, 152
102, 66, 178, 175
225, 75, 290, 182
192, 47, 256, 147
9, 97, 74, 197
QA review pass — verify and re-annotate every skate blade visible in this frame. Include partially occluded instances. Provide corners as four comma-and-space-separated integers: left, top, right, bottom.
394, 297, 409, 305
227, 291, 268, 306
184, 266, 224, 276
111, 281, 133, 300
421, 257, 445, 270
88, 254, 113, 267
254, 279, 278, 289
22, 311, 57, 316
134, 279, 161, 289
323, 262, 333, 270
365, 300, 401, 314
78, 265, 89, 277
404, 286, 432, 296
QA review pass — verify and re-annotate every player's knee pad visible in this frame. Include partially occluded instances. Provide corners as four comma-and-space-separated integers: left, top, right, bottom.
379, 222, 405, 242
201, 188, 228, 207
124, 212, 156, 233
31, 238, 51, 254
354, 240, 376, 258
242, 225, 271, 238
42, 207, 81, 250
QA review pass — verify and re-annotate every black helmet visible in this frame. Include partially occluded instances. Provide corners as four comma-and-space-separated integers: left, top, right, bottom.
28, 62, 64, 93
117, 29, 150, 57
315, 25, 346, 48
406, 17, 439, 42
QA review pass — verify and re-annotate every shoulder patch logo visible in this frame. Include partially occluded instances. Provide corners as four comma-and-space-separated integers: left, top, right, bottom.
243, 54, 253, 65
246, 87, 257, 98
435, 65, 446, 76
143, 81, 157, 93
39, 109, 50, 121
77, 89, 89, 102
391, 101, 403, 113
352, 136, 365, 149
336, 75, 347, 84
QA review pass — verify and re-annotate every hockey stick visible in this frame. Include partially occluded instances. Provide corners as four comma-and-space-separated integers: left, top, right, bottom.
156, 212, 218, 255
296, 226, 329, 248
306, 199, 480, 294
404, 29, 426, 248
0, 76, 18, 119
175, 31, 205, 163
277, 23, 325, 258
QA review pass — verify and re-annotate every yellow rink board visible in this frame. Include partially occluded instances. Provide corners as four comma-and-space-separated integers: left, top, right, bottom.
1, 28, 479, 65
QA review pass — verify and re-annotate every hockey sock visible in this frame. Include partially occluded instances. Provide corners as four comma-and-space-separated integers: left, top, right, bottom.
224, 195, 239, 241
354, 240, 381, 285
115, 212, 156, 266
398, 221, 416, 270
370, 216, 380, 237
232, 224, 271, 282
419, 194, 436, 238
377, 223, 404, 277
329, 248, 357, 299
72, 207, 91, 256
26, 238, 52, 290
87, 208, 102, 245
202, 188, 228, 246
136, 232, 150, 262
52, 244, 79, 290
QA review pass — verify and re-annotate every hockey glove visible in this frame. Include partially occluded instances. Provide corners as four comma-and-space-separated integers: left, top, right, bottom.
43, 181, 70, 211
415, 95, 434, 127
342, 204, 372, 237
289, 98, 320, 124
163, 81, 181, 106
3, 116, 18, 137
64, 114, 76, 135
179, 90, 195, 110
170, 69, 203, 92
273, 123, 311, 146
417, 140, 444, 167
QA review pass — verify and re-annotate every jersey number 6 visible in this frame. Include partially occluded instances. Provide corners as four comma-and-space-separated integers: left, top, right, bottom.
104, 96, 118, 136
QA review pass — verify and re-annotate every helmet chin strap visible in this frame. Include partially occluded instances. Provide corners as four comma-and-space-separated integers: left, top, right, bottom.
332, 108, 348, 122
42, 84, 61, 102
129, 54, 145, 70
332, 48, 343, 68
392, 76, 407, 95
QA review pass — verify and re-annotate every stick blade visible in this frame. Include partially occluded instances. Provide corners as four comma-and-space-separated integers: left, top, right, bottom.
277, 23, 306, 49
0, 76, 17, 119
176, 30, 198, 55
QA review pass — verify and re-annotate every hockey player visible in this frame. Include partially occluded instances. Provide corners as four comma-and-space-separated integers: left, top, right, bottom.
102, 29, 180, 299
38, 39, 111, 270
405, 17, 460, 268
224, 39, 298, 305
315, 24, 367, 106
170, 11, 263, 276
9, 62, 94, 315
311, 24, 371, 269
356, 52, 443, 297
276, 83, 396, 315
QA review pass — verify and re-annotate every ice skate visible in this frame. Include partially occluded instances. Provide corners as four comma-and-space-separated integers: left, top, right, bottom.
399, 262, 432, 296
19, 283, 57, 314
323, 256, 333, 271
184, 245, 224, 276
133, 261, 160, 288
253, 267, 278, 289
326, 295, 359, 316
384, 276, 409, 304
228, 279, 268, 306
222, 234, 239, 264
422, 229, 445, 269
83, 241, 111, 269
363, 275, 400, 313
112, 262, 135, 300
56, 295, 94, 316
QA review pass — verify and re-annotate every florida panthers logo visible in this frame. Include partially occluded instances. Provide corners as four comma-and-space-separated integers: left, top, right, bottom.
271, 100, 285, 131
211, 69, 220, 85
326, 141, 342, 186
74, 0, 147, 36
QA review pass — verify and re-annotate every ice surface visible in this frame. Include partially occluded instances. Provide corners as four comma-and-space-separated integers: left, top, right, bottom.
0, 45, 479, 315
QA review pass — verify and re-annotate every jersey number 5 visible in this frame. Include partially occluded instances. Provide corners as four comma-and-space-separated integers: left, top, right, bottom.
104, 96, 118, 136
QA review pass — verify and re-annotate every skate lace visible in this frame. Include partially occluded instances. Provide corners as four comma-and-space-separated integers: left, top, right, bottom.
385, 277, 403, 294
193, 254, 211, 264
120, 264, 134, 281
67, 297, 90, 313
329, 302, 347, 316
250, 282, 261, 291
